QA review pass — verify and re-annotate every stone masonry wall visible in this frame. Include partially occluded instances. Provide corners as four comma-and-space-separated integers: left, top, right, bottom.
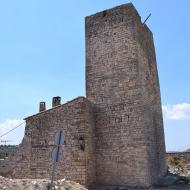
86, 3, 166, 187
0, 97, 96, 188
134, 15, 167, 183
0, 136, 31, 178
167, 152, 190, 163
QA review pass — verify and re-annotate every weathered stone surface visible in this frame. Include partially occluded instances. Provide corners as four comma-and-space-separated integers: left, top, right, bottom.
0, 97, 96, 187
0, 3, 167, 189
86, 3, 166, 187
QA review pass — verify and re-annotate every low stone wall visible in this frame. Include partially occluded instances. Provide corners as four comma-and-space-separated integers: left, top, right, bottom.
166, 152, 190, 163
0, 136, 32, 178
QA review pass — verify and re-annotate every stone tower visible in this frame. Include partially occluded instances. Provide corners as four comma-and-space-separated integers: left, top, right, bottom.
0, 3, 167, 189
86, 3, 167, 187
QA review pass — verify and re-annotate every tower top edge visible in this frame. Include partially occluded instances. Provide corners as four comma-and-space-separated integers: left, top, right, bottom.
85, 3, 141, 21
85, 3, 153, 35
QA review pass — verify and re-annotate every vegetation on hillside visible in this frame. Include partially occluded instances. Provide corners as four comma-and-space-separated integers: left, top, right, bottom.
0, 145, 17, 159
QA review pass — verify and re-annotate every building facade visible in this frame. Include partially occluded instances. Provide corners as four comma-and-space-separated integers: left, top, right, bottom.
0, 3, 167, 188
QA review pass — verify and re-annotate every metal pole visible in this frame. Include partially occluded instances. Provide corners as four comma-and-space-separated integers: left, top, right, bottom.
143, 13, 151, 24
50, 161, 56, 190
49, 131, 63, 190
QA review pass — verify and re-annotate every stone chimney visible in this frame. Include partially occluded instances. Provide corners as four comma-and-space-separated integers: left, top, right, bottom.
39, 102, 46, 112
52, 96, 61, 107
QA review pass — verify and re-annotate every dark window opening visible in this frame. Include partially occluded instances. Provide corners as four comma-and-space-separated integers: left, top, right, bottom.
102, 10, 107, 17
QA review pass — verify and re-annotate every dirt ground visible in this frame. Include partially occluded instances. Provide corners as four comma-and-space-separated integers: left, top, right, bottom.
147, 185, 190, 190
92, 185, 190, 190
0, 176, 87, 190
124, 185, 190, 190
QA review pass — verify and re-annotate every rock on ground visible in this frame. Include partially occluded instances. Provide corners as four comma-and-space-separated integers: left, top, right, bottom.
0, 176, 87, 190
1, 176, 190, 190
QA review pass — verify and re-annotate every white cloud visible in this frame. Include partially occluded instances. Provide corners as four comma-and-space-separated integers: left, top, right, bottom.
162, 103, 190, 120
0, 119, 24, 137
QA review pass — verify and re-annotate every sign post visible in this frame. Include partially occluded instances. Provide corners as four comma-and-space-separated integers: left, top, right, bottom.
49, 130, 64, 190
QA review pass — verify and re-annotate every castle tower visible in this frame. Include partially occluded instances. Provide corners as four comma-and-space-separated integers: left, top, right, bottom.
86, 3, 167, 187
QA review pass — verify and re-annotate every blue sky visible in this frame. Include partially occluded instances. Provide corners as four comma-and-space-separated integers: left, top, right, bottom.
0, 0, 190, 151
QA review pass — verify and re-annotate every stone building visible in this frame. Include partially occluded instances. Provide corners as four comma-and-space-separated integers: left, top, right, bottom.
0, 3, 167, 189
